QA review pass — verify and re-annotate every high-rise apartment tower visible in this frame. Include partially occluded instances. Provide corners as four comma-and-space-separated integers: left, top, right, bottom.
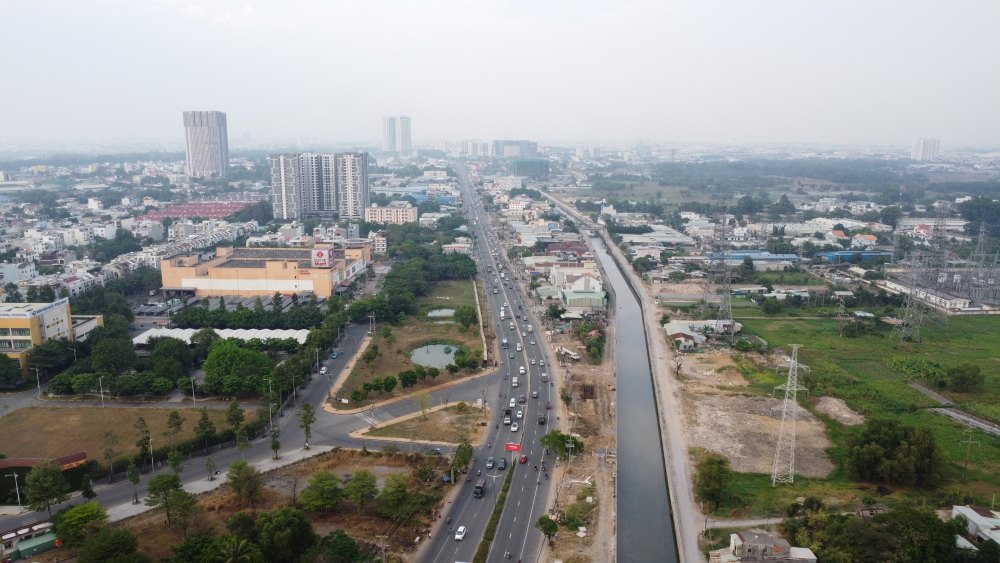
911, 138, 941, 161
336, 153, 369, 219
183, 111, 229, 177
382, 115, 412, 154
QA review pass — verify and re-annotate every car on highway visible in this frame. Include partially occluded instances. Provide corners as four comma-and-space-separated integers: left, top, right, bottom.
509, 351, 515, 359
516, 409, 523, 419
511, 422, 519, 432
320, 366, 328, 375
531, 390, 538, 399
518, 394, 526, 404
498, 458, 507, 470
522, 331, 527, 336
486, 456, 495, 469
509, 398, 516, 408
540, 359, 545, 366
530, 340, 536, 345
530, 358, 536, 365
455, 526, 467, 541
519, 454, 528, 464
331, 351, 338, 359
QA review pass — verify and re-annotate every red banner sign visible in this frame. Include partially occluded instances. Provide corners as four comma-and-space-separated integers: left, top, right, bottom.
505, 442, 520, 452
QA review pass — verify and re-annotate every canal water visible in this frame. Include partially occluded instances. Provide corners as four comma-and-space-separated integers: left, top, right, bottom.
593, 236, 678, 562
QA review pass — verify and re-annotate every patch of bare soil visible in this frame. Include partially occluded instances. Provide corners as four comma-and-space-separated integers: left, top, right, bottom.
685, 394, 834, 478
813, 396, 865, 426
678, 350, 749, 393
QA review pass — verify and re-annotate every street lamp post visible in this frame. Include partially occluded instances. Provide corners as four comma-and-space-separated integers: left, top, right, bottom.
149, 436, 155, 474
98, 375, 105, 408
190, 377, 197, 405
267, 378, 274, 429
5, 472, 22, 509
70, 348, 77, 363
31, 367, 41, 399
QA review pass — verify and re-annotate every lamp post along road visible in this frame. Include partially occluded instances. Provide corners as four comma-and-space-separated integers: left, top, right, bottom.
190, 376, 197, 405
98, 375, 105, 408
5, 472, 22, 508
31, 367, 41, 399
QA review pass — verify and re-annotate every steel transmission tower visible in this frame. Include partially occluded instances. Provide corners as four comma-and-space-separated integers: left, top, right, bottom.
892, 254, 927, 343
699, 213, 735, 339
772, 344, 808, 486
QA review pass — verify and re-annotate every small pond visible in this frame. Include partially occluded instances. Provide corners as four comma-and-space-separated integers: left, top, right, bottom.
410, 344, 458, 369
427, 308, 456, 318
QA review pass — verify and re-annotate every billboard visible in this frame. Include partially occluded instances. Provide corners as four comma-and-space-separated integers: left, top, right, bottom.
505, 442, 520, 452
312, 248, 330, 268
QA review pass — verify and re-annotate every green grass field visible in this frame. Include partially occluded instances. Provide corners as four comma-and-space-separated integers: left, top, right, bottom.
723, 314, 1000, 514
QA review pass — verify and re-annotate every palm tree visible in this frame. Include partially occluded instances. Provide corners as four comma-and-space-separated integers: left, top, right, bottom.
213, 537, 256, 563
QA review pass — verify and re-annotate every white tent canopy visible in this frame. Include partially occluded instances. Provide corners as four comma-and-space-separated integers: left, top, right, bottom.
132, 327, 310, 346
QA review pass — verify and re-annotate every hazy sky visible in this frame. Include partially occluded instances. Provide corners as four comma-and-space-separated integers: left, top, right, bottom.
3, 0, 999, 148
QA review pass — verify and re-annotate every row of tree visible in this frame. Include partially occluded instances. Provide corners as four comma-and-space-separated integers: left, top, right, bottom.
171, 293, 328, 330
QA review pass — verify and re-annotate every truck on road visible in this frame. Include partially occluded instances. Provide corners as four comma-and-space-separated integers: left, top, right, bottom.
473, 478, 486, 498
503, 408, 512, 425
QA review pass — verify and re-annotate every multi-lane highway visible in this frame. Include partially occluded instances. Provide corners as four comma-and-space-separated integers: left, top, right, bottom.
424, 164, 556, 563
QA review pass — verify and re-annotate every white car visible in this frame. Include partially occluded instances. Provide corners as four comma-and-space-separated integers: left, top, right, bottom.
320, 366, 327, 375
455, 526, 467, 541
509, 398, 516, 408
530, 340, 536, 346
522, 331, 527, 337
540, 359, 545, 366
516, 409, 523, 419
510, 422, 520, 432
530, 358, 536, 365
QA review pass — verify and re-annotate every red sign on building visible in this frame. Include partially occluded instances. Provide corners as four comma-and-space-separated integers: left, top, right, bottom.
505, 442, 520, 452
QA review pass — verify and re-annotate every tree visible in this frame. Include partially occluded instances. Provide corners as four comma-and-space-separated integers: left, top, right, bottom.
145, 473, 182, 523
414, 392, 433, 420
81, 474, 96, 499
79, 528, 149, 563
195, 408, 217, 450
0, 354, 21, 387
168, 448, 184, 475
344, 469, 378, 515
127, 460, 140, 504
212, 536, 261, 563
540, 430, 584, 458
227, 459, 263, 508
761, 297, 783, 315
203, 340, 272, 395
164, 409, 185, 442
90, 337, 136, 375
227, 511, 258, 542
134, 416, 151, 469
303, 529, 362, 563
150, 336, 193, 371
546, 303, 566, 319
948, 363, 985, 393
235, 427, 250, 459
168, 489, 199, 538
299, 471, 343, 513
298, 402, 315, 449
190, 328, 220, 362
255, 507, 317, 563
695, 453, 732, 510
226, 398, 245, 434
847, 419, 942, 487
25, 463, 70, 517
270, 426, 281, 460
376, 473, 413, 519
206, 457, 218, 481
171, 534, 220, 563
101, 430, 119, 481
536, 515, 558, 545
454, 304, 478, 328
55, 501, 107, 546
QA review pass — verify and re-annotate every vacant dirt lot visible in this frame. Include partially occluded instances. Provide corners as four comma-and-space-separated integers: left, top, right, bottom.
685, 393, 834, 477
813, 396, 865, 426
678, 350, 750, 393
363, 404, 490, 445
0, 406, 236, 464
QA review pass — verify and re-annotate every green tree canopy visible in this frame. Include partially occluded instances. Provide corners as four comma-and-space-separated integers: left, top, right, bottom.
302, 529, 362, 563
25, 463, 71, 517
90, 337, 137, 375
55, 501, 107, 546
694, 453, 732, 511
79, 527, 150, 563
227, 459, 264, 509
343, 470, 378, 515
540, 430, 584, 459
255, 507, 317, 563
203, 339, 272, 395
299, 471, 343, 513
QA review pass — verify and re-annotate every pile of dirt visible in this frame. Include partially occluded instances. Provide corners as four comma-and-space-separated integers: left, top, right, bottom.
813, 396, 865, 426
685, 394, 834, 477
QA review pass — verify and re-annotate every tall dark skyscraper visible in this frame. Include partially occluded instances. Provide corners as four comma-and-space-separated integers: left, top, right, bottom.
183, 111, 229, 178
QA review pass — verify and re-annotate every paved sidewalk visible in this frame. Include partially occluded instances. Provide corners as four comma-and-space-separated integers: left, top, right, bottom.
106, 445, 334, 523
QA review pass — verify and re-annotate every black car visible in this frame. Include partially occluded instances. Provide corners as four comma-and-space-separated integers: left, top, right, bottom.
497, 458, 507, 470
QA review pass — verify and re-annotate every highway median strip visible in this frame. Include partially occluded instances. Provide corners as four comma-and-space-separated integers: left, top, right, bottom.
473, 464, 516, 563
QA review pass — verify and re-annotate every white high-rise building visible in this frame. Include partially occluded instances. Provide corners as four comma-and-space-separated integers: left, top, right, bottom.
183, 111, 229, 178
270, 154, 302, 220
382, 115, 412, 154
911, 138, 941, 161
336, 153, 369, 219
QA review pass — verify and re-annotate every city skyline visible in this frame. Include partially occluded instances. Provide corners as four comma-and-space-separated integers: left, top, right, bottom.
2, 1, 999, 148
